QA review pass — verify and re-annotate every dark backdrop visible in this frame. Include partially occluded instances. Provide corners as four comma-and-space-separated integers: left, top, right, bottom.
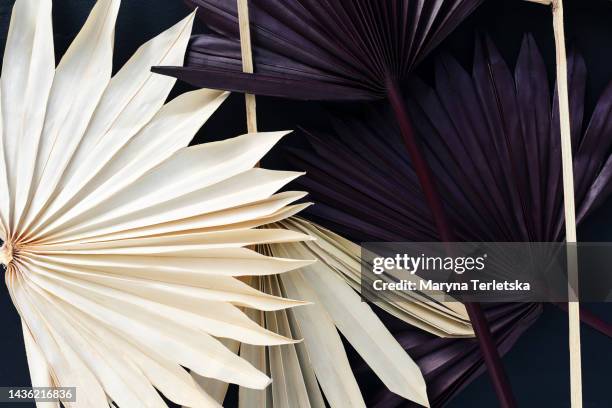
0, 0, 611, 407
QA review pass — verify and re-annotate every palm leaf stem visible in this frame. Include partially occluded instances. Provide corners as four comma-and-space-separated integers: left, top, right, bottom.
386, 77, 517, 408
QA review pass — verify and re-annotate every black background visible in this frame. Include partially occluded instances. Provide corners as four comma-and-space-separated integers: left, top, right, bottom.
1, 0, 612, 407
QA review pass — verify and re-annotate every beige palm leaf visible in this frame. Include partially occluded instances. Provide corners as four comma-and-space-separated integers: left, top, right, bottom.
0, 1, 317, 406
189, 218, 475, 408
277, 218, 473, 338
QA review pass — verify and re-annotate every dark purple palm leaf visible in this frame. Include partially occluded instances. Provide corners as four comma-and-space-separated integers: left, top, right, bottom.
287, 36, 612, 406
154, 0, 482, 100
293, 36, 610, 242
360, 303, 541, 407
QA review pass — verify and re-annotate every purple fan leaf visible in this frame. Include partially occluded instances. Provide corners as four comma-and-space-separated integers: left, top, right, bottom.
155, 0, 483, 100
287, 37, 612, 406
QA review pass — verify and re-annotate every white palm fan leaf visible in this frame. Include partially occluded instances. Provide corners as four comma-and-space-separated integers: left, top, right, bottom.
0, 1, 314, 407
189, 217, 439, 408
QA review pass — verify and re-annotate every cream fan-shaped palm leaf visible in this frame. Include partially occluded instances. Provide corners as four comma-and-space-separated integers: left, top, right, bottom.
0, 1, 321, 407
188, 216, 471, 407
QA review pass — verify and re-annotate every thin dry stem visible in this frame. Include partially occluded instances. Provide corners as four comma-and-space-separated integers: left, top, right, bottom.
524, 0, 583, 405
237, 0, 258, 134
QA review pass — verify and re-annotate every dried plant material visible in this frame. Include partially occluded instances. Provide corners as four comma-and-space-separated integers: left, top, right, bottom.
272, 219, 430, 407
156, 0, 482, 101
524, 0, 582, 404
288, 35, 612, 406
366, 303, 541, 407
190, 217, 434, 408
0, 1, 315, 406
290, 35, 612, 250
280, 217, 473, 338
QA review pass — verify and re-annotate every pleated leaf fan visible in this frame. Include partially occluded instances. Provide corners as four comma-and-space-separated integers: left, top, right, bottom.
292, 36, 612, 243
288, 35, 612, 406
157, 0, 482, 101
0, 1, 316, 406
192, 217, 441, 407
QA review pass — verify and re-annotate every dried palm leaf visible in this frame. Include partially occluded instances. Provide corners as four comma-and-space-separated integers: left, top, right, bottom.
157, 0, 482, 101
270, 227, 430, 408
0, 1, 318, 406
291, 35, 612, 243
187, 217, 433, 408
288, 35, 612, 406
362, 303, 541, 407
280, 217, 473, 339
